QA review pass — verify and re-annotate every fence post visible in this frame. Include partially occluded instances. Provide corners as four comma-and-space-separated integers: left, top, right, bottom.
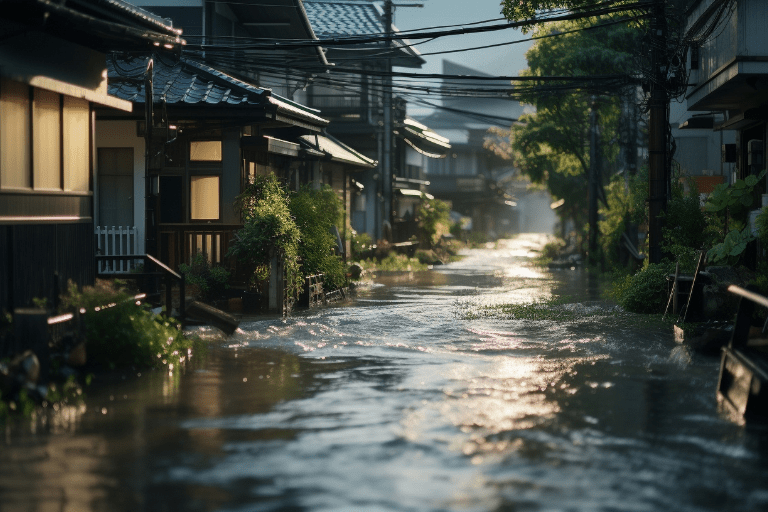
13, 308, 50, 384
179, 273, 186, 326
165, 272, 173, 316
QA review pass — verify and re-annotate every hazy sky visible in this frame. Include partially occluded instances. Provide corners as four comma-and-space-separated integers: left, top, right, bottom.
391, 0, 531, 78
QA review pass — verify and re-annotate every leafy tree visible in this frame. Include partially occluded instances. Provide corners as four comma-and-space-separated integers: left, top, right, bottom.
485, 18, 640, 243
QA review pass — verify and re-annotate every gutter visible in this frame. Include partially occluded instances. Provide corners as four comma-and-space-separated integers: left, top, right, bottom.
296, 0, 330, 67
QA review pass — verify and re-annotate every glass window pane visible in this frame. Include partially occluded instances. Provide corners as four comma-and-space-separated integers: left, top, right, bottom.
0, 79, 31, 189
63, 96, 90, 191
190, 175, 219, 220
33, 88, 61, 190
190, 140, 222, 161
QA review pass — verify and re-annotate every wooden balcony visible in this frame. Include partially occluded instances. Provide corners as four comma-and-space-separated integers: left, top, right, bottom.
158, 224, 241, 271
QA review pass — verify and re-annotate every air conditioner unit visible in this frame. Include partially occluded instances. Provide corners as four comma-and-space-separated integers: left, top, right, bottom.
747, 139, 763, 167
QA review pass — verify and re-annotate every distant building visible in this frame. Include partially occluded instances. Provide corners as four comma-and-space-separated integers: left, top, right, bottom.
303, 0, 450, 242
417, 60, 555, 237
682, 0, 766, 188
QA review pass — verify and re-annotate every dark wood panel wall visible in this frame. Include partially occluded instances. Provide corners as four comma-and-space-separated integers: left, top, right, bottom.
0, 221, 95, 313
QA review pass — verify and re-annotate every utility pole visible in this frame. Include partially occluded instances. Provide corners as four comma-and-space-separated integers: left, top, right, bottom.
382, 0, 393, 242
588, 98, 600, 266
648, 0, 669, 264
144, 56, 156, 257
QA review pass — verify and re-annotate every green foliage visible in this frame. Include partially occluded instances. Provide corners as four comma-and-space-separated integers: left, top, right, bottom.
349, 230, 373, 260
660, 175, 708, 272
466, 231, 490, 246
460, 296, 576, 321
289, 185, 346, 291
417, 197, 452, 248
371, 253, 428, 272
536, 237, 566, 265
704, 170, 766, 229
755, 206, 768, 248
610, 261, 676, 314
597, 169, 649, 269
60, 280, 199, 370
485, 19, 640, 239
227, 174, 301, 297
702, 171, 765, 266
179, 251, 230, 302
706, 226, 755, 266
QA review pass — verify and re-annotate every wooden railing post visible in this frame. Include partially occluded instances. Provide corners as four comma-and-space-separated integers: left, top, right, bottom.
179, 273, 186, 326
165, 272, 173, 316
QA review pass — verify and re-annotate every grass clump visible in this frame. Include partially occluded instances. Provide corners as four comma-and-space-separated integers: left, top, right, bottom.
460, 296, 577, 321
365, 253, 428, 272
60, 280, 201, 371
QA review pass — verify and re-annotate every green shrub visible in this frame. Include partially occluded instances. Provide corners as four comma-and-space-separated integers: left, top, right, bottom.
60, 280, 199, 370
290, 185, 346, 291
179, 251, 230, 302
610, 261, 676, 314
660, 180, 708, 272
707, 226, 755, 266
374, 253, 428, 271
705, 170, 766, 229
417, 197, 451, 248
349, 230, 373, 260
539, 238, 566, 264
227, 174, 301, 297
756, 206, 768, 248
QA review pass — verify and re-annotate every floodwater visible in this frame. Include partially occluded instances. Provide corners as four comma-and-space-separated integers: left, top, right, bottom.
3, 234, 768, 512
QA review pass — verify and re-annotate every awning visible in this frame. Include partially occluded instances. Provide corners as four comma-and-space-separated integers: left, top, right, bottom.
678, 116, 714, 130
397, 118, 451, 159
242, 135, 300, 157
299, 133, 376, 168
269, 95, 329, 131
398, 189, 434, 200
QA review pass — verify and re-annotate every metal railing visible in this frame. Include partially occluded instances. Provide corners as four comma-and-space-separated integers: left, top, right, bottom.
95, 254, 185, 322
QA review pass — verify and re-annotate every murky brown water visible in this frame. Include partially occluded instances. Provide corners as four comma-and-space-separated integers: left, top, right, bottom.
3, 234, 768, 512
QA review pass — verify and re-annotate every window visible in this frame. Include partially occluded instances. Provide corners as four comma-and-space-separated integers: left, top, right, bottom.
190, 175, 220, 220
63, 96, 90, 192
190, 140, 222, 162
1, 80, 93, 193
33, 88, 61, 190
0, 79, 31, 189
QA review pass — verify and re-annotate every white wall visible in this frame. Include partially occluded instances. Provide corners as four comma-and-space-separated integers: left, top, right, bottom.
94, 120, 146, 253
670, 100, 736, 178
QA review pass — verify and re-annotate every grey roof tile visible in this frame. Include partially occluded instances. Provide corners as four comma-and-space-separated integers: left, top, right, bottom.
107, 56, 265, 106
303, 1, 384, 39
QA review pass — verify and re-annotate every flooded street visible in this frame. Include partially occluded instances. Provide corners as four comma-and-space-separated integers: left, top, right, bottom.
4, 234, 768, 511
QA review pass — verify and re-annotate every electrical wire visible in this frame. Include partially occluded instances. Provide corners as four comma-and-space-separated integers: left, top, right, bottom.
185, 0, 655, 51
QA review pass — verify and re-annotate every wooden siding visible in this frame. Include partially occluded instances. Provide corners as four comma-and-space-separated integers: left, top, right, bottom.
0, 222, 95, 313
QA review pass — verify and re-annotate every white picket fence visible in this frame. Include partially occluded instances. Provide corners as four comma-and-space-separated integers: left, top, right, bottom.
95, 226, 140, 273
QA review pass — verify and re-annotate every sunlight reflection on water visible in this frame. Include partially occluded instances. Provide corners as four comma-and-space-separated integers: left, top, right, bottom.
4, 235, 768, 512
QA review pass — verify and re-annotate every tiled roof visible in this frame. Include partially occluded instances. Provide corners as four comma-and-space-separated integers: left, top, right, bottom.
108, 56, 267, 106
303, 1, 384, 39
107, 55, 328, 127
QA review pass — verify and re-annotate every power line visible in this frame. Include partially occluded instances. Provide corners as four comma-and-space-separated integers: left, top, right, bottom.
185, 0, 654, 51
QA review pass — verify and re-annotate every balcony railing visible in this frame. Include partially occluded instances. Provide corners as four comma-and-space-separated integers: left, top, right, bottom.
158, 224, 241, 271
